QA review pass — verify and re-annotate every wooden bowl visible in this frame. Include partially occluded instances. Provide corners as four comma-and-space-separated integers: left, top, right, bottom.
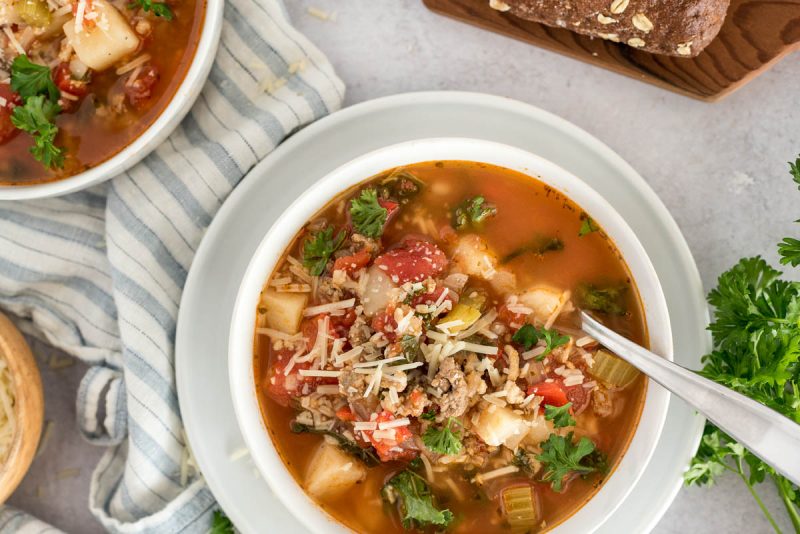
0, 312, 44, 503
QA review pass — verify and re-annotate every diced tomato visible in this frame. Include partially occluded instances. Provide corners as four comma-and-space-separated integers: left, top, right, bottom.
265, 348, 315, 406
439, 225, 458, 244
378, 198, 399, 216
362, 411, 418, 462
410, 286, 456, 310
371, 308, 398, 342
333, 249, 371, 274
0, 85, 20, 145
125, 65, 159, 110
301, 314, 339, 352
497, 304, 527, 329
336, 406, 356, 422
373, 237, 448, 284
527, 381, 569, 407
53, 63, 90, 111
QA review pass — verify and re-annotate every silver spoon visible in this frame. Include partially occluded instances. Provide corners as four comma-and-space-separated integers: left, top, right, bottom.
580, 311, 800, 487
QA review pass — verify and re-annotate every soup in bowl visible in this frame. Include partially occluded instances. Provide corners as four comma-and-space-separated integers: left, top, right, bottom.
229, 138, 671, 533
0, 0, 222, 197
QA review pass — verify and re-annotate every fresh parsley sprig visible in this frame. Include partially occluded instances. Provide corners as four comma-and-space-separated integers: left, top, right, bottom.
10, 55, 65, 169
129, 0, 174, 20
422, 417, 462, 455
349, 189, 387, 238
302, 226, 345, 276
383, 470, 453, 528
545, 402, 576, 428
512, 324, 569, 359
685, 156, 800, 533
536, 432, 604, 492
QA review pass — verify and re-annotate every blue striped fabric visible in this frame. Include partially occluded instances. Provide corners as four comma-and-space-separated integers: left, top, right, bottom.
0, 0, 343, 531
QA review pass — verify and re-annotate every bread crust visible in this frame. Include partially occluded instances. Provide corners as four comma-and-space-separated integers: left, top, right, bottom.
493, 0, 730, 57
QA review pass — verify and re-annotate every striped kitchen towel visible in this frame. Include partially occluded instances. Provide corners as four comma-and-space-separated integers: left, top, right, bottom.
0, 1, 344, 532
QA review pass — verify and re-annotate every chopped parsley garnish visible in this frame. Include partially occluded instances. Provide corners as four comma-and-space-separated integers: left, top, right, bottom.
544, 402, 576, 428
302, 226, 345, 276
11, 95, 64, 169
11, 55, 60, 101
129, 0, 174, 19
420, 410, 436, 421
383, 470, 454, 528
536, 432, 603, 492
577, 284, 627, 315
453, 195, 496, 230
350, 189, 388, 238
290, 421, 379, 466
210, 510, 234, 534
512, 449, 536, 476
512, 324, 569, 359
683, 156, 800, 532
10, 55, 64, 169
399, 334, 422, 362
501, 236, 564, 263
578, 216, 599, 237
422, 417, 462, 455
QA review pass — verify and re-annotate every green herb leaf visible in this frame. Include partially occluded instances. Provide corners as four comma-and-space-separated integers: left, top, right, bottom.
512, 324, 569, 359
128, 0, 174, 19
302, 226, 346, 276
501, 236, 564, 263
399, 334, 422, 362
210, 510, 235, 534
545, 402, 576, 428
579, 217, 599, 237
350, 189, 388, 238
11, 95, 64, 169
790, 156, 800, 188
422, 417, 462, 455
577, 284, 627, 315
420, 410, 436, 421
536, 432, 602, 492
383, 470, 454, 528
10, 55, 60, 102
290, 421, 380, 466
453, 195, 496, 230
512, 449, 536, 476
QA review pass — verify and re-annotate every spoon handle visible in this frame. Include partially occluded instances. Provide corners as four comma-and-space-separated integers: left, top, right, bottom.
580, 311, 800, 487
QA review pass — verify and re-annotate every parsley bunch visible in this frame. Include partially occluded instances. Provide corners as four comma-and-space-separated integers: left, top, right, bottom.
10, 55, 65, 169
210, 510, 234, 534
685, 157, 800, 533
302, 226, 345, 276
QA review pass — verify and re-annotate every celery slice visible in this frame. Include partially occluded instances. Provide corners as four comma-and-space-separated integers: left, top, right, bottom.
502, 484, 538, 532
590, 349, 640, 388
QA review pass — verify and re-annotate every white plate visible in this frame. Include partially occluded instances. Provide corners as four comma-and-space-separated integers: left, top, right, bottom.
176, 91, 709, 534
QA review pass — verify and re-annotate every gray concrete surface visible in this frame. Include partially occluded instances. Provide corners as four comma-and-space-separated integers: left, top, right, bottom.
7, 0, 800, 532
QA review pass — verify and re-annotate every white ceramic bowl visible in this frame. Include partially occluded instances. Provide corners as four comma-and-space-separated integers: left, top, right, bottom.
0, 0, 225, 200
229, 137, 673, 534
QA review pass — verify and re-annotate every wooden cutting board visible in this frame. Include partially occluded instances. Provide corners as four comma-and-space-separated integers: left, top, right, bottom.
423, 0, 800, 101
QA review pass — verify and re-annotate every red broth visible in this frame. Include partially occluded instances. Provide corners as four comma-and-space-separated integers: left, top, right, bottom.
254, 161, 647, 533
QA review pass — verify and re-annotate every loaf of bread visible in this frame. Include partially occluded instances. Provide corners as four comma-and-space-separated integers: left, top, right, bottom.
489, 0, 730, 57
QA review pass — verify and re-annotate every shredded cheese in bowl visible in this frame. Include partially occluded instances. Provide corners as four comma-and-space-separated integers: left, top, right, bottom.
0, 354, 16, 466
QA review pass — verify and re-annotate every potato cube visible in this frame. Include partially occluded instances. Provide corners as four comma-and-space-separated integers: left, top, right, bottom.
63, 0, 139, 71
473, 404, 530, 449
305, 440, 366, 499
260, 289, 307, 334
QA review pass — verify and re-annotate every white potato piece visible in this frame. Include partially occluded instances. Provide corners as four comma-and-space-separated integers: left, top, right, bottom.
525, 413, 555, 445
260, 289, 308, 334
360, 264, 397, 317
305, 440, 367, 499
473, 404, 530, 449
63, 0, 140, 71
518, 286, 571, 324
451, 235, 498, 280
0, 4, 21, 25
489, 267, 516, 295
